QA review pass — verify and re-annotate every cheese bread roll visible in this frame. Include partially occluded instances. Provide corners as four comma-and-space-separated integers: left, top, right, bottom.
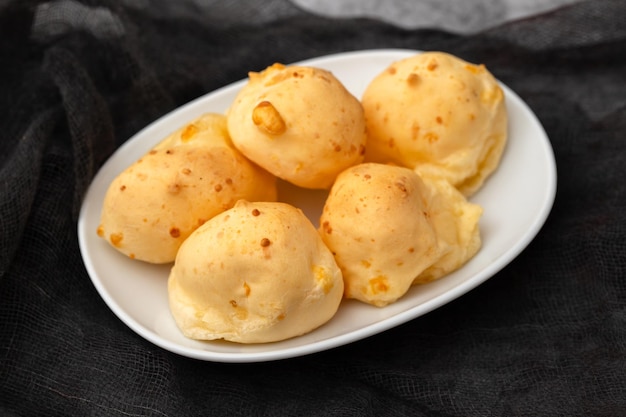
319, 163, 481, 307
362, 51, 507, 196
227, 63, 367, 189
98, 113, 277, 264
168, 200, 343, 343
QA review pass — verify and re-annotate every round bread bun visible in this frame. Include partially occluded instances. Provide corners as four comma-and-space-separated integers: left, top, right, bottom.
362, 51, 507, 196
319, 163, 482, 307
226, 63, 367, 189
168, 200, 344, 343
98, 113, 277, 264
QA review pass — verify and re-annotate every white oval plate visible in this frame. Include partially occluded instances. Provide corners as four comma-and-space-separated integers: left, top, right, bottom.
78, 49, 556, 362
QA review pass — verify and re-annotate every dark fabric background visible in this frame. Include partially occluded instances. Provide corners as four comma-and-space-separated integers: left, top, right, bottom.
1, 0, 625, 415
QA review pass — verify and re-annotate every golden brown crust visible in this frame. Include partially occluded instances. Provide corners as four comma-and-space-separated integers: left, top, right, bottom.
362, 51, 507, 196
319, 163, 482, 307
227, 64, 367, 189
168, 200, 344, 343
98, 113, 277, 264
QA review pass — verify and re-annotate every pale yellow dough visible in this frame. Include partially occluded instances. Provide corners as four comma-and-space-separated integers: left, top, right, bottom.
98, 113, 277, 264
227, 63, 367, 189
319, 163, 482, 307
362, 51, 507, 196
168, 200, 344, 343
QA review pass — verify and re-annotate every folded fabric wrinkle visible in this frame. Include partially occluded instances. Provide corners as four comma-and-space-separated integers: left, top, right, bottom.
292, 0, 583, 33
31, 0, 125, 41
0, 0, 624, 415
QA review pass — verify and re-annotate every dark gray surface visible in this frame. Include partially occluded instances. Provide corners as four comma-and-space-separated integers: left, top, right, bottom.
1, 0, 625, 415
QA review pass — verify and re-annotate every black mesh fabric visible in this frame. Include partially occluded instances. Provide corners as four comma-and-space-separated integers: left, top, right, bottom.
1, 0, 625, 415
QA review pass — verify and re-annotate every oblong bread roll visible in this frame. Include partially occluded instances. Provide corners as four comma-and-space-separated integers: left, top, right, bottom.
362, 51, 507, 196
319, 163, 481, 307
98, 113, 277, 263
227, 63, 367, 189
168, 200, 344, 343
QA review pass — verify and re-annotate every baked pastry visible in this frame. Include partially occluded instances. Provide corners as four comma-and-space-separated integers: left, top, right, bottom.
97, 113, 277, 264
362, 51, 507, 196
318, 163, 482, 307
168, 200, 344, 343
226, 63, 367, 189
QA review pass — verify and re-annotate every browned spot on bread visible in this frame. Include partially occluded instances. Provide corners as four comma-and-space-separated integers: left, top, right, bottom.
252, 101, 286, 135
181, 124, 199, 141
110, 233, 123, 247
